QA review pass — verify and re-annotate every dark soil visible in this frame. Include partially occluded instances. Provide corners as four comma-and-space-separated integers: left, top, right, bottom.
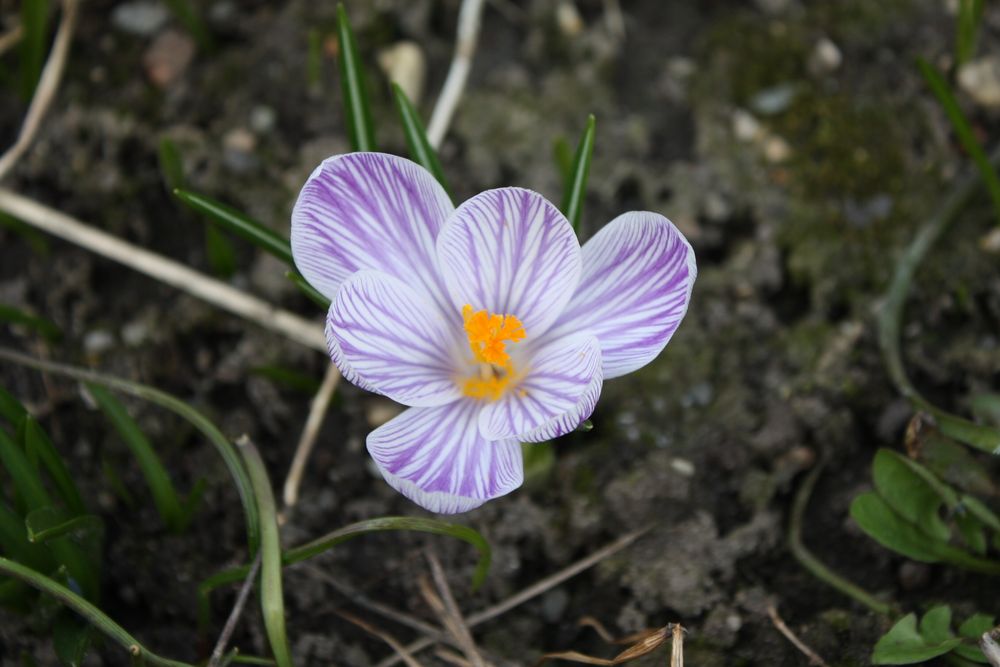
2, 0, 999, 665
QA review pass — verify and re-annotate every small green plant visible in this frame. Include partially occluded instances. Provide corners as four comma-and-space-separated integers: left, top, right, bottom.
872, 606, 993, 665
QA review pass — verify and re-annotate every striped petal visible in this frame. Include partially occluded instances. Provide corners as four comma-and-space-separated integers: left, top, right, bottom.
329, 270, 463, 407
367, 400, 524, 514
291, 152, 455, 315
544, 212, 696, 379
479, 334, 602, 441
436, 188, 581, 337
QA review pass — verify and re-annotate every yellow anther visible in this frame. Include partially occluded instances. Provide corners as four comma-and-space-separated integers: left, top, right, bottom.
461, 304, 525, 368
460, 305, 526, 401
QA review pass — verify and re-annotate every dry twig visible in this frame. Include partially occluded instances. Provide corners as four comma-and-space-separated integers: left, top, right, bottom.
982, 625, 1000, 667
208, 553, 263, 667
281, 362, 341, 513
423, 551, 485, 667
534, 622, 676, 667
0, 0, 78, 181
376, 526, 651, 667
0, 23, 23, 57
426, 0, 486, 148
0, 188, 327, 351
337, 610, 427, 667
767, 604, 829, 667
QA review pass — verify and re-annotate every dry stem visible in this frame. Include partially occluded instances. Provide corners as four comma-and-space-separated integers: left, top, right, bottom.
0, 188, 326, 351
0, 0, 79, 181
281, 362, 341, 513
766, 604, 829, 667
426, 0, 486, 148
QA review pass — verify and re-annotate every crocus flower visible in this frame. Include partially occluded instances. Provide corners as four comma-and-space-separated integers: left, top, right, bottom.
291, 152, 696, 514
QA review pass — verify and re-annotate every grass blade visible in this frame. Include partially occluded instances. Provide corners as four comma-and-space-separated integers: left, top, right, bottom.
25, 507, 101, 544
0, 556, 195, 667
0, 385, 28, 425
173, 189, 293, 266
0, 211, 50, 255
19, 0, 50, 99
0, 427, 50, 510
336, 3, 377, 152
560, 114, 596, 234
23, 416, 86, 515
392, 83, 451, 196
0, 303, 62, 341
0, 348, 260, 552
236, 436, 293, 667
197, 516, 492, 627
157, 138, 185, 191
918, 58, 1000, 225
87, 384, 187, 532
307, 28, 323, 91
956, 0, 985, 66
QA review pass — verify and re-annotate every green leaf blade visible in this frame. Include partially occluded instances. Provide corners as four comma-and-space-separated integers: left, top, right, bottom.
873, 613, 963, 664
87, 384, 186, 532
560, 114, 596, 235
336, 4, 377, 152
173, 189, 293, 266
392, 83, 451, 196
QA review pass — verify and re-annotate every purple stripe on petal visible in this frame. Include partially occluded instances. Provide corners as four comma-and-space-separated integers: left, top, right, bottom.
436, 188, 581, 336
479, 334, 602, 441
291, 152, 456, 318
542, 212, 696, 379
367, 400, 524, 514
330, 270, 464, 407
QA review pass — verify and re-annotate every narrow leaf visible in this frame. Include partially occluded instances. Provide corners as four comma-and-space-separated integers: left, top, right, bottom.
956, 0, 985, 65
25, 507, 101, 544
204, 224, 237, 277
0, 303, 62, 342
236, 437, 293, 667
173, 189, 294, 266
0, 427, 51, 511
157, 138, 186, 192
552, 137, 573, 184
22, 416, 86, 515
197, 516, 492, 630
560, 114, 596, 234
392, 83, 451, 196
918, 58, 1000, 226
87, 384, 186, 532
336, 3, 377, 152
872, 449, 952, 541
0, 385, 28, 425
19, 0, 50, 100
0, 349, 260, 552
0, 556, 193, 667
53, 612, 94, 667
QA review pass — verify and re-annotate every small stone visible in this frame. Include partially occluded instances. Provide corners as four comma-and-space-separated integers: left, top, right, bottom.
808, 37, 842, 74
377, 41, 427, 104
121, 320, 150, 347
732, 109, 762, 142
111, 1, 169, 36
958, 55, 1000, 108
540, 589, 569, 623
249, 105, 277, 134
750, 83, 796, 115
222, 128, 257, 172
763, 135, 792, 163
83, 330, 115, 355
670, 458, 696, 477
143, 30, 196, 88
980, 227, 1000, 254
556, 1, 585, 37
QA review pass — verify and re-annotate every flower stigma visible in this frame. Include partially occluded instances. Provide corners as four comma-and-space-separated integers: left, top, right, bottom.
460, 304, 526, 401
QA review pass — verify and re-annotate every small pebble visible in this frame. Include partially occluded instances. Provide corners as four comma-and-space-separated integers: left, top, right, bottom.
377, 41, 427, 104
83, 330, 115, 355
751, 83, 796, 115
670, 457, 696, 477
763, 135, 792, 163
958, 55, 1000, 108
249, 105, 277, 134
732, 109, 762, 142
980, 227, 1000, 254
809, 37, 842, 74
111, 1, 169, 37
556, 1, 585, 37
143, 30, 196, 88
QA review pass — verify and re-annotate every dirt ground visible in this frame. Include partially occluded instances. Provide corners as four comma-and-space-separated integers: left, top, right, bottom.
1, 0, 999, 665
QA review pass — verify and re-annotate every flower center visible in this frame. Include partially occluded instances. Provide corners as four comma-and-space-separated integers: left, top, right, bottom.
460, 305, 526, 401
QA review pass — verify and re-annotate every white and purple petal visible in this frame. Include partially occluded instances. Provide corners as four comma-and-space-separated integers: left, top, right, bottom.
329, 270, 463, 407
479, 334, 602, 441
436, 188, 582, 336
544, 212, 696, 379
291, 152, 455, 315
367, 400, 524, 514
